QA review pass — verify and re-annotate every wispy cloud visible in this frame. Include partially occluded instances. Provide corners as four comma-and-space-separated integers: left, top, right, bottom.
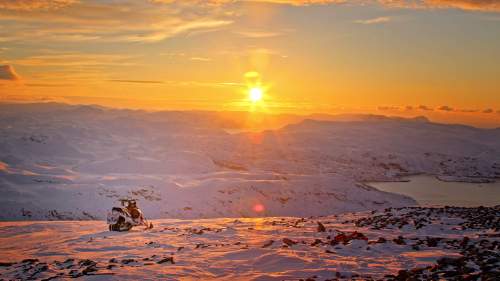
0, 0, 77, 11
235, 30, 284, 38
106, 79, 243, 88
377, 0, 500, 12
355, 16, 391, 24
399, 105, 498, 115
107, 80, 164, 84
438, 105, 454, 111
377, 105, 399, 111
215, 0, 500, 12
458, 108, 479, 113
418, 105, 434, 111
190, 57, 212, 62
25, 83, 74, 87
9, 53, 135, 67
0, 0, 496, 47
0, 1, 233, 44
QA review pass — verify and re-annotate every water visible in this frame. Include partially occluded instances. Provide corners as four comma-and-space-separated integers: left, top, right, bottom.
368, 175, 500, 207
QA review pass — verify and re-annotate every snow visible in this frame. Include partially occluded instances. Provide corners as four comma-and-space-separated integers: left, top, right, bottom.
1, 103, 499, 220
0, 206, 498, 280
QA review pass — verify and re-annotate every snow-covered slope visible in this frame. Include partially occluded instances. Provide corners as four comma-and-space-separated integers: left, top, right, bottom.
0, 206, 498, 280
0, 103, 499, 220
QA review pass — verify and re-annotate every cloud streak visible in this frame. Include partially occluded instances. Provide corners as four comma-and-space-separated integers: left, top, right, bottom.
355, 16, 391, 24
383, 0, 500, 12
9, 53, 135, 67
0, 1, 233, 44
0, 0, 496, 47
0, 0, 77, 11
0, 0, 497, 14
107, 80, 164, 84
213, 0, 500, 12
438, 105, 454, 111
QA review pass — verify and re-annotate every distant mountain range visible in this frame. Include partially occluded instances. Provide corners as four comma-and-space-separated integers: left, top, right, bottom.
0, 103, 498, 220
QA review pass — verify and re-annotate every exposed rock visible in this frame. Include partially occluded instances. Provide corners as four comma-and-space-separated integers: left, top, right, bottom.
157, 257, 175, 264
317, 221, 326, 232
283, 238, 297, 246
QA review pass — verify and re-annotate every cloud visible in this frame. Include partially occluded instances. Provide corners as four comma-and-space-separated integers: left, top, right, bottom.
24, 83, 73, 87
106, 79, 242, 88
457, 108, 479, 113
151, 0, 347, 6
377, 0, 500, 12
418, 105, 433, 111
10, 53, 134, 66
0, 1, 233, 44
241, 0, 347, 6
118, 20, 233, 43
377, 105, 399, 111
438, 105, 454, 111
215, 0, 500, 12
0, 65, 20, 80
355, 16, 391, 24
1, 0, 498, 14
423, 0, 500, 12
0, 1, 496, 46
483, 108, 493, 113
0, 0, 77, 11
190, 57, 212, 62
235, 30, 284, 38
245, 0, 500, 12
107, 80, 164, 84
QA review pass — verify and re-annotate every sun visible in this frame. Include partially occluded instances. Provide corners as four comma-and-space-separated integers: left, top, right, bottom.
249, 87, 263, 102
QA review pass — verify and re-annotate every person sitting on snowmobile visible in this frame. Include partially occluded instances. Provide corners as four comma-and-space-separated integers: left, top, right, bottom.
107, 199, 153, 232
126, 200, 141, 219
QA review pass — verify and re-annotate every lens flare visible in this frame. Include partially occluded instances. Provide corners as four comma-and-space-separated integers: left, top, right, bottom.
253, 203, 265, 212
249, 87, 263, 102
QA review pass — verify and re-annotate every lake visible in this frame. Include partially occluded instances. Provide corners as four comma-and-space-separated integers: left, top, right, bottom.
368, 175, 500, 207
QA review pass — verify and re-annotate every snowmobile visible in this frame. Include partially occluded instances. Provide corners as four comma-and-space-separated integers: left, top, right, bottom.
107, 199, 153, 231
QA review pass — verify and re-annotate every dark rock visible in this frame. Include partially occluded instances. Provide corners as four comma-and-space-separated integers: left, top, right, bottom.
79, 259, 96, 267
393, 236, 406, 245
157, 257, 175, 264
82, 265, 98, 275
283, 238, 297, 246
426, 237, 440, 247
262, 240, 274, 248
317, 222, 326, 232
311, 239, 322, 246
69, 269, 84, 278
106, 264, 117, 270
121, 259, 136, 264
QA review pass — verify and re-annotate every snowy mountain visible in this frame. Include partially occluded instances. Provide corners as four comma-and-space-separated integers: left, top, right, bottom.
0, 103, 499, 221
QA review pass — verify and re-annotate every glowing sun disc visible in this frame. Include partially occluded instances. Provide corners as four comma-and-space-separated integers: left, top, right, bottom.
249, 87, 263, 102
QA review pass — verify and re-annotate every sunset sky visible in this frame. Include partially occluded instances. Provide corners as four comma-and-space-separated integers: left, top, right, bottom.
0, 0, 499, 126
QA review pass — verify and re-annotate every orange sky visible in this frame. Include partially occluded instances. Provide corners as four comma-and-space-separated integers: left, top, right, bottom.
0, 0, 499, 127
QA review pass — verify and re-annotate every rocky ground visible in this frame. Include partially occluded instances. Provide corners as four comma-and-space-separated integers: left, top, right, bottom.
0, 206, 498, 280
